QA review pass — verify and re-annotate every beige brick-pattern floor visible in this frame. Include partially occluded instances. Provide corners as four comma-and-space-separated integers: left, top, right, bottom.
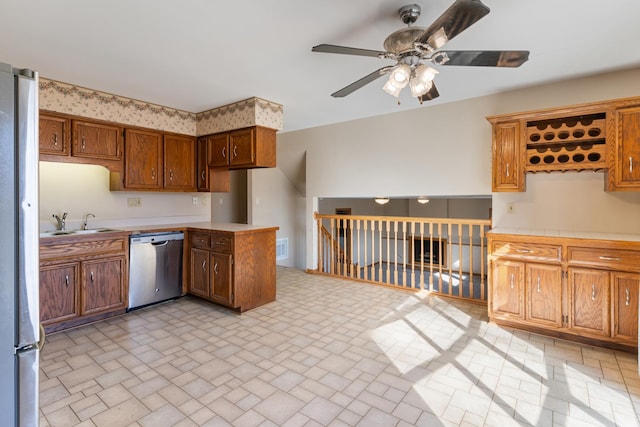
39, 267, 640, 426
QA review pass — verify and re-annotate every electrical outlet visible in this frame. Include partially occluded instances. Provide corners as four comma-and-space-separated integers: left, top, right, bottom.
507, 202, 515, 214
192, 196, 198, 206
127, 197, 142, 208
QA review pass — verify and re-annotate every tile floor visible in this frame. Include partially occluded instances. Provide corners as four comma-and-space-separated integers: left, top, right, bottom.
39, 267, 640, 426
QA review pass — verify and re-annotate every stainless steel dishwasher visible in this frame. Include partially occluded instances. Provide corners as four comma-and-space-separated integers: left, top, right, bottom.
129, 231, 184, 310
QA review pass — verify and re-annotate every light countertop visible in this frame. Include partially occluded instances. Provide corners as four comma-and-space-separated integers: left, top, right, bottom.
488, 228, 640, 243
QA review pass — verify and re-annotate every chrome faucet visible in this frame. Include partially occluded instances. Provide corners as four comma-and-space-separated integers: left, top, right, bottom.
82, 213, 95, 230
52, 212, 68, 231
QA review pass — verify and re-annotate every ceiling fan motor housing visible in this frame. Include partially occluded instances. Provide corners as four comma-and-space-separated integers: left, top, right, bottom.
399, 4, 421, 25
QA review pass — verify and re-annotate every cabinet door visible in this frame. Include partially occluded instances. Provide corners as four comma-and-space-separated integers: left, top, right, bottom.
526, 263, 562, 328
196, 137, 210, 192
229, 128, 255, 167
211, 252, 233, 306
612, 272, 639, 343
164, 134, 196, 191
209, 133, 230, 167
189, 248, 210, 298
72, 120, 122, 160
39, 114, 70, 156
81, 257, 126, 315
491, 259, 524, 319
39, 263, 78, 325
611, 107, 640, 190
492, 120, 523, 192
124, 129, 163, 190
569, 268, 610, 337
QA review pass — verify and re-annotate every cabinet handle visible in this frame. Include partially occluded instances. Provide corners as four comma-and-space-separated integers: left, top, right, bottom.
222, 146, 226, 159
90, 271, 94, 283
516, 249, 533, 254
151, 167, 155, 179
537, 276, 541, 293
53, 133, 58, 147
169, 169, 174, 181
591, 284, 596, 301
202, 260, 206, 272
201, 170, 206, 182
506, 163, 510, 178
65, 275, 69, 287
599, 256, 621, 261
214, 262, 218, 275
625, 288, 630, 306
630, 156, 634, 174
510, 273, 514, 289
82, 136, 86, 151
233, 145, 237, 158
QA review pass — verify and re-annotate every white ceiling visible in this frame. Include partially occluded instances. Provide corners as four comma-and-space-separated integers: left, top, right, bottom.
2, 0, 640, 132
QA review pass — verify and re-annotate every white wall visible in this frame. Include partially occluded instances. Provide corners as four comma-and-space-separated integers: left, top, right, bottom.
248, 167, 305, 268
264, 67, 640, 270
39, 162, 210, 231
211, 170, 247, 223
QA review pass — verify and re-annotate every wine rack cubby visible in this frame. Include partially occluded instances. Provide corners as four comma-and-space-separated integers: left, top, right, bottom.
525, 113, 607, 172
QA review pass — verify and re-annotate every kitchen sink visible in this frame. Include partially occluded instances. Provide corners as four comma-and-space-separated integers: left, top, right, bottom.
40, 228, 121, 237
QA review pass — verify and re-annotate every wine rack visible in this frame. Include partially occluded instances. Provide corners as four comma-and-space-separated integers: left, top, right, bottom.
525, 113, 607, 172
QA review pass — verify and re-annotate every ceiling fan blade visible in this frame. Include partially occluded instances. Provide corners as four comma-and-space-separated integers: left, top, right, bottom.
415, 0, 490, 50
437, 50, 530, 67
331, 66, 393, 98
312, 44, 387, 58
419, 83, 440, 103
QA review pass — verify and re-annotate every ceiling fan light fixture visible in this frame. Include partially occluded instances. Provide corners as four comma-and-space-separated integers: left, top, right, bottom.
390, 64, 411, 87
415, 64, 439, 83
409, 77, 432, 97
383, 78, 402, 97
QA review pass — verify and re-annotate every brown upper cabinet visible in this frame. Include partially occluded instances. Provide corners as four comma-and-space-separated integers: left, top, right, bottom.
164, 134, 196, 191
123, 130, 196, 192
209, 133, 230, 167
124, 128, 163, 190
72, 120, 122, 161
40, 113, 71, 156
607, 106, 640, 191
491, 120, 523, 192
204, 126, 276, 169
488, 96, 640, 192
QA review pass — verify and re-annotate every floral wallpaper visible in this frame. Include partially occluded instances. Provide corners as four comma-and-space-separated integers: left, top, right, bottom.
39, 78, 197, 135
196, 97, 283, 135
39, 79, 284, 136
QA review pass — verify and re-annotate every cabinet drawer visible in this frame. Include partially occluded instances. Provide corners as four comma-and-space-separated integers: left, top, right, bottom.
491, 241, 561, 262
211, 235, 232, 253
191, 233, 211, 249
40, 238, 126, 261
568, 247, 640, 272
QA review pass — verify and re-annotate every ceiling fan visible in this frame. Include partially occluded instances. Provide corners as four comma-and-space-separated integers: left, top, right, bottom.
312, 0, 530, 103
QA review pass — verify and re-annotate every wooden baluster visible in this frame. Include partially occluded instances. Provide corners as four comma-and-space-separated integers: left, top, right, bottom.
401, 221, 407, 288
378, 219, 384, 284
458, 223, 464, 297
448, 223, 453, 296
480, 224, 486, 301
362, 220, 368, 280
437, 222, 443, 292
469, 224, 475, 299
316, 214, 322, 272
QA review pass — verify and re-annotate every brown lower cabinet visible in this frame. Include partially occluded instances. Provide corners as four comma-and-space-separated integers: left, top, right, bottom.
39, 233, 128, 332
488, 233, 640, 352
187, 227, 278, 312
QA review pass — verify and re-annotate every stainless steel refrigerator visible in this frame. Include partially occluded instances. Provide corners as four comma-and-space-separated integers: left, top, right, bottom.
0, 62, 41, 426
